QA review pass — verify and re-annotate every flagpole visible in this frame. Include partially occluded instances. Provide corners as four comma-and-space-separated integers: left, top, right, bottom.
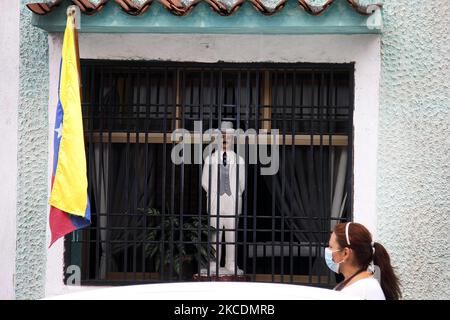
67, 5, 82, 100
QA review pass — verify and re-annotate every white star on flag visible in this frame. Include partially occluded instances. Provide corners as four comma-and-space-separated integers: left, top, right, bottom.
55, 123, 63, 139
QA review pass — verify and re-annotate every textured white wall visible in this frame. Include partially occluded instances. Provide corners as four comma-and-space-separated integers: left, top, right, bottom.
45, 33, 381, 297
15, 1, 49, 300
0, 0, 19, 300
376, 1, 450, 300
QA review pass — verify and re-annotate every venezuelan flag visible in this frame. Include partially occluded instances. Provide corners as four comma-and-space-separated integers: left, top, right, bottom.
49, 16, 90, 247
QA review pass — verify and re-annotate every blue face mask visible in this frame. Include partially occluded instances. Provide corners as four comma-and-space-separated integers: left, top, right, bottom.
325, 247, 343, 273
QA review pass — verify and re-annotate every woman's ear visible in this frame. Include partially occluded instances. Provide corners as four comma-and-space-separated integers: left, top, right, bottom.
342, 247, 352, 262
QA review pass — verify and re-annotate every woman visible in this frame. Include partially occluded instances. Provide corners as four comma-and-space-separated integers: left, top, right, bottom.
325, 222, 401, 300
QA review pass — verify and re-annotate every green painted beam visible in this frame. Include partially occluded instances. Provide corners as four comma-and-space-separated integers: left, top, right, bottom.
32, 1, 382, 34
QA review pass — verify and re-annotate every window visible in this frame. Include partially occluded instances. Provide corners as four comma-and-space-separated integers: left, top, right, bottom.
65, 61, 354, 287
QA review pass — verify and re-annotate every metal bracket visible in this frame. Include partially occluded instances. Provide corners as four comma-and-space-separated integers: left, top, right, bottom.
67, 5, 81, 30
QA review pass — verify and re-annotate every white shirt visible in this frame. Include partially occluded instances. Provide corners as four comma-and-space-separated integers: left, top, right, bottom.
341, 277, 386, 300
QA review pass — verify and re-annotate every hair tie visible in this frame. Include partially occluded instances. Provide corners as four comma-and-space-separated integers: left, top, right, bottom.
368, 241, 378, 277
368, 260, 375, 273
345, 222, 352, 246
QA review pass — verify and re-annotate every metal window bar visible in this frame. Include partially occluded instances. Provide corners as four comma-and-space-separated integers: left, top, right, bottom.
67, 61, 354, 287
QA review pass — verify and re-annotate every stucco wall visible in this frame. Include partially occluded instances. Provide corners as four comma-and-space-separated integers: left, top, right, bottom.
376, 1, 450, 299
15, 0, 49, 300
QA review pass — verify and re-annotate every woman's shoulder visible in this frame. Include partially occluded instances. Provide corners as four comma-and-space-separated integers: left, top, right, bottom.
341, 277, 386, 300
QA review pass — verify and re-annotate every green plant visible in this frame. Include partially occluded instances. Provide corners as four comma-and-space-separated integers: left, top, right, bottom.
143, 208, 216, 278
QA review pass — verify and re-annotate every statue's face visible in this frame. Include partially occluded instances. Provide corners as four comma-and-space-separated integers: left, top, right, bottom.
221, 133, 233, 150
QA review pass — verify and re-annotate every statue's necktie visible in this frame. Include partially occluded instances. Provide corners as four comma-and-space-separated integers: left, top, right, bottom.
223, 152, 227, 166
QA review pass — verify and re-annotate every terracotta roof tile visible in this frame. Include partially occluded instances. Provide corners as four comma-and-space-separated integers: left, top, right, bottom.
250, 0, 286, 16
115, 0, 153, 15
26, 0, 62, 15
71, 0, 107, 15
158, 0, 198, 16
298, 0, 332, 16
204, 0, 245, 16
347, 0, 382, 15
26, 0, 382, 17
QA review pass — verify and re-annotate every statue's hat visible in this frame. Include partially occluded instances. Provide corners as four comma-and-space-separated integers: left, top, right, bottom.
220, 121, 235, 135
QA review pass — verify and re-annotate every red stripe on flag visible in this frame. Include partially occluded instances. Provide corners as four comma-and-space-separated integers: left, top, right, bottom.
49, 206, 76, 247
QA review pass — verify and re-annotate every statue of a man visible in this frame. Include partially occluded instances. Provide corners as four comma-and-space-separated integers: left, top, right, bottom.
201, 121, 245, 275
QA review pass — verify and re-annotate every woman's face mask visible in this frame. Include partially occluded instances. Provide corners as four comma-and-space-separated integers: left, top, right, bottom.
325, 247, 344, 273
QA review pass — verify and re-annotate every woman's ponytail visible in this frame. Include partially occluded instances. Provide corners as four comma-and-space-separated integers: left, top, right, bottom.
373, 242, 401, 300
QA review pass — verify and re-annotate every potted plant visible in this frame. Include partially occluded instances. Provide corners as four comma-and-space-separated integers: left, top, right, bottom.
143, 208, 216, 280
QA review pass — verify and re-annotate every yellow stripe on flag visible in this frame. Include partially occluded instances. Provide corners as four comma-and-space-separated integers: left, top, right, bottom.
49, 17, 87, 217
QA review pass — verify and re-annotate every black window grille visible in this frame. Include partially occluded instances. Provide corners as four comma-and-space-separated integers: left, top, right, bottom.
65, 60, 354, 287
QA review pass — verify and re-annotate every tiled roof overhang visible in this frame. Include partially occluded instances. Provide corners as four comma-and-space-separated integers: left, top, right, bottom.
27, 0, 382, 17
27, 0, 383, 34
